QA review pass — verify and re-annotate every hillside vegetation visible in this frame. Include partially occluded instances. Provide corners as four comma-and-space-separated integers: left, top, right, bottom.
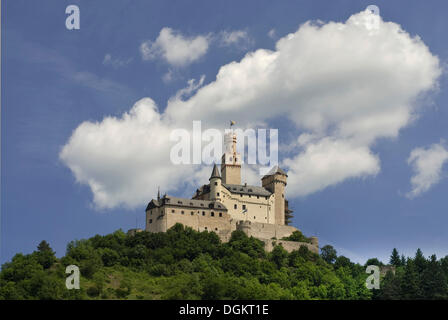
0, 224, 447, 300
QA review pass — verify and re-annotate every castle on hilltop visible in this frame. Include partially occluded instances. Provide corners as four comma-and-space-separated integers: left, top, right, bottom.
142, 130, 318, 253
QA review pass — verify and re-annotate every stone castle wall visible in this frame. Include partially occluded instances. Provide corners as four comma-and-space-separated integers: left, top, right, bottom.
145, 211, 319, 254
236, 220, 297, 240
263, 239, 319, 254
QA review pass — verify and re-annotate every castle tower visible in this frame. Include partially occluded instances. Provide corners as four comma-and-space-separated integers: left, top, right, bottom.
261, 166, 287, 225
209, 164, 222, 201
221, 131, 241, 184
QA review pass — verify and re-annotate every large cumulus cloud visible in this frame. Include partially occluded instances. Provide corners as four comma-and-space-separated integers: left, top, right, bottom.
61, 10, 441, 209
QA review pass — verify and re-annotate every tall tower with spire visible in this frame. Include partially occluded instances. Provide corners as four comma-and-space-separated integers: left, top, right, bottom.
221, 131, 241, 185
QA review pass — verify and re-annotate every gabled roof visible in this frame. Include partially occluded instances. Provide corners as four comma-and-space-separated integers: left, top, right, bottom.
222, 183, 272, 197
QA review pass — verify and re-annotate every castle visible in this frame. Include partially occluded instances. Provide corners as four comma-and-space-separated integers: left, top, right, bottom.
143, 131, 318, 253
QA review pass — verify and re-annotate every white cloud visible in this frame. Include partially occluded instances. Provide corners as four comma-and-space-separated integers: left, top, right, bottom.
268, 29, 276, 39
284, 138, 380, 196
162, 69, 175, 83
60, 98, 197, 209
103, 54, 132, 68
61, 10, 441, 209
219, 30, 253, 49
140, 27, 209, 67
406, 141, 448, 198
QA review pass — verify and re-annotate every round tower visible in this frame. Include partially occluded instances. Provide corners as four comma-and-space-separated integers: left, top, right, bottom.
209, 164, 222, 201
261, 166, 287, 225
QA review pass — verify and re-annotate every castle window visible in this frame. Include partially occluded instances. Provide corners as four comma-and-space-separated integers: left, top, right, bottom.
171, 209, 175, 213
178, 201, 182, 204
282, 194, 284, 198
257, 196, 259, 199
200, 203, 204, 207
211, 212, 215, 217
217, 192, 220, 197
254, 216, 256, 219
249, 195, 251, 198
240, 194, 243, 197
215, 228, 218, 231
242, 205, 246, 210
191, 212, 194, 215
214, 182, 218, 186
234, 204, 237, 209
219, 213, 222, 217
202, 211, 205, 216
149, 219, 152, 224
181, 211, 184, 214
205, 227, 208, 230
190, 202, 193, 205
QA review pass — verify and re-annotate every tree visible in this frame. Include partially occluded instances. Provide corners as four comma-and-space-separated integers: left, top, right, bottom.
379, 271, 401, 300
401, 259, 421, 299
389, 248, 401, 267
35, 240, 57, 269
400, 254, 406, 266
269, 245, 288, 269
335, 256, 353, 270
414, 248, 427, 274
282, 231, 310, 243
320, 245, 337, 264
365, 258, 383, 267
421, 255, 447, 299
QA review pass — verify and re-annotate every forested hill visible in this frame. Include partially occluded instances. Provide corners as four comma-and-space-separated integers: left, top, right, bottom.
0, 224, 447, 300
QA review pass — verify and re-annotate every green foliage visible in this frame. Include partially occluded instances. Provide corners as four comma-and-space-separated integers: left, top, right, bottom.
2, 227, 447, 300
320, 245, 337, 264
389, 248, 402, 267
376, 250, 448, 300
281, 231, 310, 243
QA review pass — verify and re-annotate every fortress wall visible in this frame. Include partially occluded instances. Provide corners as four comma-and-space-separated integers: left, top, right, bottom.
237, 221, 298, 240
263, 239, 319, 254
165, 208, 233, 234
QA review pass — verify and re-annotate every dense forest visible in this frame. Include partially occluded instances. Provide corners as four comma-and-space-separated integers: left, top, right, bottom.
0, 224, 447, 300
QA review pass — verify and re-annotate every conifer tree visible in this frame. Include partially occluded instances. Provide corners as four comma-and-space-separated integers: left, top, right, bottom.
421, 255, 447, 299
401, 258, 421, 299
414, 248, 427, 274
389, 248, 401, 267
35, 240, 56, 269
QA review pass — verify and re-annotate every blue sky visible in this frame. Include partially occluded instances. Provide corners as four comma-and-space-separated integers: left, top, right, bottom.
2, 0, 448, 265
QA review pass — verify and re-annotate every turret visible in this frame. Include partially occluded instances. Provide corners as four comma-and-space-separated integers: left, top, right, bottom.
209, 164, 222, 201
261, 166, 287, 225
